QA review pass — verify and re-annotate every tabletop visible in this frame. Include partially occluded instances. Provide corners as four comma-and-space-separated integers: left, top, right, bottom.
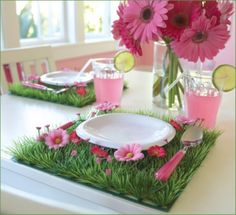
1, 71, 235, 214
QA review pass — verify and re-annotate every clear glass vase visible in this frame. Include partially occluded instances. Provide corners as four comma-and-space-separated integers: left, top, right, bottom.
152, 41, 184, 110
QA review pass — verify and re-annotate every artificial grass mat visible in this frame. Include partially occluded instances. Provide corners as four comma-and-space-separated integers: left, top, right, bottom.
9, 82, 128, 107
9, 110, 221, 211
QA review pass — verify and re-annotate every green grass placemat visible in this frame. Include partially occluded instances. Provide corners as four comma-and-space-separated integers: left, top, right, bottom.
9, 82, 128, 108
9, 110, 221, 211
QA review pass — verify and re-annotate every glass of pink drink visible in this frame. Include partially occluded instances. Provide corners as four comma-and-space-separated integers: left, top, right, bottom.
183, 71, 224, 129
92, 59, 124, 106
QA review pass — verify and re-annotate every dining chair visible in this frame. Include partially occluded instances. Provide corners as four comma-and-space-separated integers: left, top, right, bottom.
1, 45, 56, 93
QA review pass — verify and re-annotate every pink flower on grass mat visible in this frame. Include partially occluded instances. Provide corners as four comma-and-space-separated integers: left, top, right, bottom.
45, 128, 69, 149
95, 101, 117, 112
175, 115, 196, 125
70, 149, 77, 157
147, 145, 166, 158
114, 143, 144, 162
70, 130, 83, 144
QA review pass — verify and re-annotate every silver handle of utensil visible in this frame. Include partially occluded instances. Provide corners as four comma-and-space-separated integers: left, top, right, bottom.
155, 149, 186, 182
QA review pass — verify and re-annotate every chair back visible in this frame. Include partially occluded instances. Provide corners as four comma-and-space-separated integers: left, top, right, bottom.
1, 45, 56, 93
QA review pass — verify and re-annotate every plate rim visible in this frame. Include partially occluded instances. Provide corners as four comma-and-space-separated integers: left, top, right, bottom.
76, 113, 176, 150
40, 71, 93, 86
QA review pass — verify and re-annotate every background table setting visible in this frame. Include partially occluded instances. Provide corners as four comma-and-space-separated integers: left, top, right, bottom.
1, 0, 236, 214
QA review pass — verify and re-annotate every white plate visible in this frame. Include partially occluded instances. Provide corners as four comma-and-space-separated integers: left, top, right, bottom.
40, 71, 93, 86
76, 113, 176, 150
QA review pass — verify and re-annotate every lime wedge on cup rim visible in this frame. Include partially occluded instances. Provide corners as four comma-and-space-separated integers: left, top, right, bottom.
212, 64, 235, 92
114, 50, 135, 73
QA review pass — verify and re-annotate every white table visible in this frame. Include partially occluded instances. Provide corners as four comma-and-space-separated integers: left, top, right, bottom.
1, 71, 235, 214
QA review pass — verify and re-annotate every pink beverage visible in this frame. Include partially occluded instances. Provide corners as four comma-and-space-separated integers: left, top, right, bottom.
184, 91, 222, 129
94, 76, 124, 106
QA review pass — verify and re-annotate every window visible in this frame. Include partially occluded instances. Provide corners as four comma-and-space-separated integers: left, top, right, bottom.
84, 1, 119, 41
16, 1, 67, 45
1, 0, 119, 49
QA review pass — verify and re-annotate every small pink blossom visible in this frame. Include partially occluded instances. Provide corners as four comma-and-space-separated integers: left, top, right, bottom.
70, 149, 77, 157
105, 168, 112, 176
175, 115, 196, 125
114, 143, 144, 162
70, 130, 83, 144
107, 155, 113, 163
27, 74, 40, 82
74, 82, 87, 88
96, 157, 102, 164
95, 101, 117, 112
37, 133, 48, 142
45, 128, 69, 149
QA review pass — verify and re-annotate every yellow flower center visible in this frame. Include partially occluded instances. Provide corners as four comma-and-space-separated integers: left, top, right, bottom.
126, 152, 134, 158
54, 137, 62, 144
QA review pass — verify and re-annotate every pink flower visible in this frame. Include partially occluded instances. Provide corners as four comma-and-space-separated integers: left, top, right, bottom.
27, 74, 40, 82
123, 0, 172, 43
106, 155, 113, 163
218, 0, 234, 25
203, 0, 222, 25
105, 168, 112, 176
160, 0, 201, 40
76, 87, 87, 96
96, 157, 102, 164
112, 3, 143, 56
74, 82, 87, 88
69, 130, 83, 144
37, 133, 48, 142
170, 119, 183, 131
91, 145, 108, 158
45, 128, 69, 149
147, 145, 166, 158
175, 115, 196, 125
171, 15, 230, 62
70, 149, 77, 157
95, 101, 117, 112
114, 143, 144, 162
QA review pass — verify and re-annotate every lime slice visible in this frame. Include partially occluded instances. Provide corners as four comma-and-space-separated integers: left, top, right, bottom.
212, 64, 235, 92
114, 50, 135, 73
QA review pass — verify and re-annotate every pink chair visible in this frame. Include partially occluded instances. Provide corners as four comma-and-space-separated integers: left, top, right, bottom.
1, 45, 56, 94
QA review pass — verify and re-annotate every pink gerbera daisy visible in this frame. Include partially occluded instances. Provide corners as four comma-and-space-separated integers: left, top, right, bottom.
45, 128, 69, 149
112, 3, 143, 56
123, 0, 173, 43
203, 0, 222, 25
218, 0, 234, 25
171, 15, 230, 62
160, 0, 201, 40
114, 143, 144, 162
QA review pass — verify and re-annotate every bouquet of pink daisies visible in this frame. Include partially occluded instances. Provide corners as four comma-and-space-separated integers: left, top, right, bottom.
112, 0, 234, 108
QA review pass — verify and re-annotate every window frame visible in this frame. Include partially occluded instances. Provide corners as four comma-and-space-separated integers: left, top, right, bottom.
1, 1, 117, 59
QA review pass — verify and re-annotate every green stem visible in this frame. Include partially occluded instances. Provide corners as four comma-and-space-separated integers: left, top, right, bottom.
176, 84, 182, 108
168, 50, 174, 108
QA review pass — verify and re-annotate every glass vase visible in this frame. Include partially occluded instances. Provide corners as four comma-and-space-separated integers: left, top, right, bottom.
152, 41, 184, 110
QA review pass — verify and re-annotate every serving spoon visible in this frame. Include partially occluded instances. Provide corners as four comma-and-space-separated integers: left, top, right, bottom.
155, 126, 203, 182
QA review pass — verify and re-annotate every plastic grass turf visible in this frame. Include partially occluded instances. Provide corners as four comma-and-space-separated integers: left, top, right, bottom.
9, 111, 221, 211
9, 82, 128, 107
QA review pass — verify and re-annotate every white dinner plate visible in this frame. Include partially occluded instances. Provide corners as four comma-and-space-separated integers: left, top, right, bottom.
40, 71, 93, 86
76, 113, 176, 150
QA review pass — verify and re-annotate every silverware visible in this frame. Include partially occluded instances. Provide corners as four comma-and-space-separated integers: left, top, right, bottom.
22, 81, 69, 94
155, 126, 203, 181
